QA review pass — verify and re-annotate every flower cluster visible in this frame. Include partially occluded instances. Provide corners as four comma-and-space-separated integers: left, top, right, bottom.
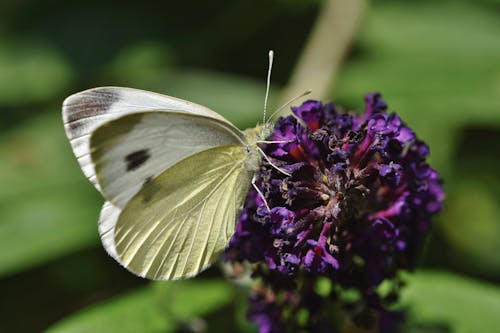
224, 93, 444, 332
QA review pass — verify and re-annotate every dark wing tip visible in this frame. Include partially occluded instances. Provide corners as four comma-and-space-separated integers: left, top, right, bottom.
62, 87, 122, 124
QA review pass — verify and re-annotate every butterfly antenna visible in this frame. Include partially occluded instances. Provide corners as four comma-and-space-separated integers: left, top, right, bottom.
263, 50, 274, 125
268, 89, 312, 122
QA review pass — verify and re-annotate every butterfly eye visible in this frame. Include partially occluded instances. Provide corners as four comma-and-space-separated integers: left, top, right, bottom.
262, 125, 274, 139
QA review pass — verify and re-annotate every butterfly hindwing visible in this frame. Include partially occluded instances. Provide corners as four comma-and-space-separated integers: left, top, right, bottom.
113, 145, 254, 280
98, 201, 121, 260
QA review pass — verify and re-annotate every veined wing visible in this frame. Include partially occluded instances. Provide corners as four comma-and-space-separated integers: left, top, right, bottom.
90, 111, 245, 208
98, 201, 121, 260
62, 87, 242, 192
114, 145, 254, 280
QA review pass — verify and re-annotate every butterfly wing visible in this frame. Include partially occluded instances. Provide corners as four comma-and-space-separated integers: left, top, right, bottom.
98, 201, 121, 260
90, 111, 245, 208
63, 87, 248, 264
113, 145, 254, 280
62, 87, 239, 192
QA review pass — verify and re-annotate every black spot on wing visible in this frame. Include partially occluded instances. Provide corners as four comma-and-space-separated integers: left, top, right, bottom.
143, 176, 153, 187
125, 149, 151, 171
141, 176, 160, 204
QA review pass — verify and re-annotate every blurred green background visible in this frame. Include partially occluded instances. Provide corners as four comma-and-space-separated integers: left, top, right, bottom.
0, 0, 499, 332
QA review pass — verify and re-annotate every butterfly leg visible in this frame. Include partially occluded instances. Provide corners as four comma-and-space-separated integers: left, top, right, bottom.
251, 175, 270, 212
256, 146, 292, 177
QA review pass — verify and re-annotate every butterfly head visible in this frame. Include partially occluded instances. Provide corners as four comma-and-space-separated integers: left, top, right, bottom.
261, 122, 274, 140
244, 125, 267, 147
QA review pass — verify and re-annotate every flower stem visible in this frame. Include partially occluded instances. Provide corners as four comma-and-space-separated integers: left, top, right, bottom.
278, 0, 367, 117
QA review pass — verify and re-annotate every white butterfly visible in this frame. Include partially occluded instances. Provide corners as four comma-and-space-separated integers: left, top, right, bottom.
62, 86, 266, 280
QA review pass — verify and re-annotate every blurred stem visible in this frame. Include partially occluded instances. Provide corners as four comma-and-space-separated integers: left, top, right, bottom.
278, 0, 367, 117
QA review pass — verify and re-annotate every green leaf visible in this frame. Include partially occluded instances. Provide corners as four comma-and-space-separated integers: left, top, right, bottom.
153, 279, 234, 321
46, 279, 234, 333
0, 37, 73, 106
0, 113, 100, 276
106, 42, 174, 85
46, 287, 174, 333
0, 190, 98, 277
400, 270, 500, 333
439, 180, 500, 275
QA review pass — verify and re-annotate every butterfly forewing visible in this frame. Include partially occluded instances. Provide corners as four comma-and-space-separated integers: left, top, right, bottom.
62, 87, 239, 193
114, 145, 254, 280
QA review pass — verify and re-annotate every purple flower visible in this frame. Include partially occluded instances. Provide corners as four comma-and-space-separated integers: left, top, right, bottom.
224, 93, 444, 331
247, 290, 285, 333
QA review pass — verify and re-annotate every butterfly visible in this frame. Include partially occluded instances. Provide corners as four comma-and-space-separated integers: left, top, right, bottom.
62, 85, 271, 280
61, 51, 308, 280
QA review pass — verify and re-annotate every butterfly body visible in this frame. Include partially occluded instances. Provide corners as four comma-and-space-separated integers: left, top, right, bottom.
63, 87, 264, 279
